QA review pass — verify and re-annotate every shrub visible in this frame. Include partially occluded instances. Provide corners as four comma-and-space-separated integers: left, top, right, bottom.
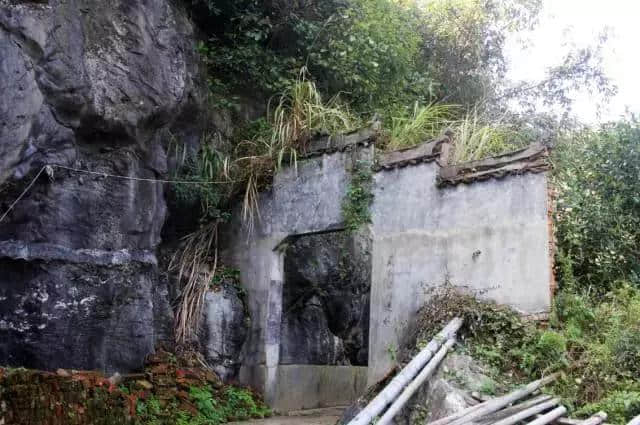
577, 391, 640, 425
613, 328, 640, 379
554, 120, 640, 293
517, 331, 568, 375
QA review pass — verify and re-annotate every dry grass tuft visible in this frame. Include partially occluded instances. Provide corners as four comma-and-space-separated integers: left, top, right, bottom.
170, 221, 219, 345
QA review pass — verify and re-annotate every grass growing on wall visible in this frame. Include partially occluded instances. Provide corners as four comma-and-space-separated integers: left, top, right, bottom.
170, 71, 360, 344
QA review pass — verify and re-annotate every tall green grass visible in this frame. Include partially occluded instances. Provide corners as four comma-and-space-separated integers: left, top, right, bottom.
451, 108, 520, 163
388, 102, 458, 151
386, 103, 521, 163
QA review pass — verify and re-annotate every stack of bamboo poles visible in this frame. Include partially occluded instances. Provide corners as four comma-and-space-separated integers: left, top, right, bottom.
424, 381, 607, 425
345, 317, 629, 425
348, 318, 464, 425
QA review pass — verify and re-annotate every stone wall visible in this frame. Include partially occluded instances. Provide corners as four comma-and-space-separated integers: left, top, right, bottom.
220, 130, 552, 411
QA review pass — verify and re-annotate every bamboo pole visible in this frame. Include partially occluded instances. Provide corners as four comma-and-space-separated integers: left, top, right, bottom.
490, 398, 560, 425
523, 406, 567, 425
426, 397, 488, 425
578, 412, 607, 425
476, 395, 554, 425
628, 414, 640, 425
428, 392, 549, 425
428, 373, 560, 425
348, 317, 463, 425
376, 338, 456, 425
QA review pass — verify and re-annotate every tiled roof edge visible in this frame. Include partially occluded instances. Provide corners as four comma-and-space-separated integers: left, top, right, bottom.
373, 134, 452, 172
299, 126, 378, 159
437, 143, 551, 187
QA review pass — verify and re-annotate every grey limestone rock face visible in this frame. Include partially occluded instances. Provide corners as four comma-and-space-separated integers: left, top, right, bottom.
200, 285, 249, 382
280, 231, 371, 366
0, 0, 206, 373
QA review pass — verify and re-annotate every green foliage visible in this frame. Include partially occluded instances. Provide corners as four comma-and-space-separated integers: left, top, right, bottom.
577, 392, 640, 425
419, 0, 541, 105
383, 103, 523, 163
516, 330, 568, 375
305, 0, 428, 113
184, 0, 547, 118
134, 384, 270, 425
554, 120, 640, 292
342, 159, 374, 232
170, 134, 232, 223
387, 103, 458, 150
269, 71, 360, 152
413, 285, 640, 423
451, 109, 523, 163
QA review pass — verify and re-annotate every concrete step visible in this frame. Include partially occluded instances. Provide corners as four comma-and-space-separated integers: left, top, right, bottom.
286, 406, 347, 417
227, 415, 340, 425
227, 406, 345, 424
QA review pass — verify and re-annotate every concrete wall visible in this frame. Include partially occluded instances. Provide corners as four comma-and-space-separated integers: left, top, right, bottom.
221, 143, 374, 412
221, 133, 552, 410
368, 161, 551, 383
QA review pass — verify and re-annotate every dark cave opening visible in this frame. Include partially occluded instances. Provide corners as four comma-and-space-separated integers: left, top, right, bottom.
279, 230, 370, 366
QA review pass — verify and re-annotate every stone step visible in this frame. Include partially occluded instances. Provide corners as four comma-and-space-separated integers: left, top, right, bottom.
227, 406, 346, 424
227, 415, 341, 425
286, 406, 347, 417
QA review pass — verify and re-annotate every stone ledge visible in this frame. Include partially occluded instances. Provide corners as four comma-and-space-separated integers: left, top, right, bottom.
301, 126, 378, 158
437, 143, 550, 187
374, 135, 452, 171
0, 240, 157, 266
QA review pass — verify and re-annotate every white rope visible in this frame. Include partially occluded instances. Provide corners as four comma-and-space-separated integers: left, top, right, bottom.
53, 165, 235, 185
0, 164, 235, 224
0, 166, 47, 224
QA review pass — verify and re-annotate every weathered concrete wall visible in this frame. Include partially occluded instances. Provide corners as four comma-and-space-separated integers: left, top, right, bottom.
273, 365, 368, 412
221, 132, 552, 409
368, 160, 551, 383
220, 132, 375, 411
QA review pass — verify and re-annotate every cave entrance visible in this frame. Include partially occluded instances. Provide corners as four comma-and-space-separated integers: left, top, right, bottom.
279, 230, 370, 366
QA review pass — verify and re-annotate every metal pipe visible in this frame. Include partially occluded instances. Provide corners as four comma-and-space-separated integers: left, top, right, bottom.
476, 395, 554, 425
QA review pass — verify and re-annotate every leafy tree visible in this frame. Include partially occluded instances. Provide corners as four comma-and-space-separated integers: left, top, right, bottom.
554, 119, 640, 292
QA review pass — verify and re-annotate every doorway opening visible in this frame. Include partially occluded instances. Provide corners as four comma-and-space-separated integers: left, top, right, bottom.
279, 230, 370, 366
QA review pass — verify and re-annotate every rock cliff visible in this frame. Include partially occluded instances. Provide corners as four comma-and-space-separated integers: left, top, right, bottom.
0, 0, 207, 373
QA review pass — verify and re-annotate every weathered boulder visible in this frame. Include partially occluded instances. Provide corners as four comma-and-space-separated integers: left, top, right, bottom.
200, 285, 249, 382
0, 0, 206, 373
396, 353, 494, 425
